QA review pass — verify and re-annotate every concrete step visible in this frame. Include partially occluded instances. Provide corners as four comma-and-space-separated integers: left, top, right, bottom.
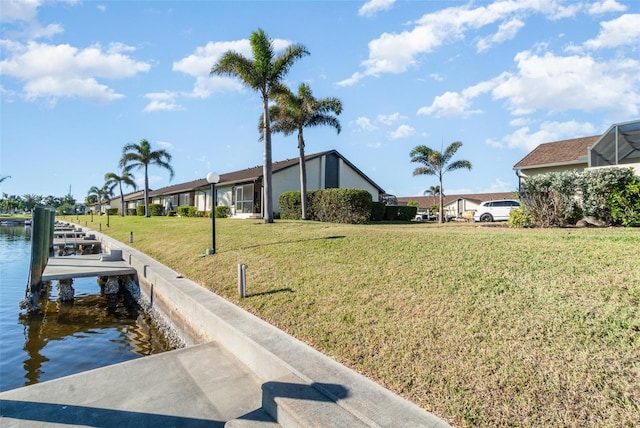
262, 373, 369, 428
225, 408, 280, 427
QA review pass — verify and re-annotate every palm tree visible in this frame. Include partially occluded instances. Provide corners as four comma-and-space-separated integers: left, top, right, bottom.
0, 175, 10, 184
119, 139, 174, 217
104, 170, 137, 217
86, 184, 110, 214
424, 185, 442, 213
410, 141, 472, 223
266, 83, 342, 220
211, 28, 309, 223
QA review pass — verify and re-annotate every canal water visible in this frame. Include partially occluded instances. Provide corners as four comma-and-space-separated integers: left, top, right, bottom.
0, 225, 175, 393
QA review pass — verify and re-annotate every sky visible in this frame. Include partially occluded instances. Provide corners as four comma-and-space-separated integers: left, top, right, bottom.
1, 0, 639, 203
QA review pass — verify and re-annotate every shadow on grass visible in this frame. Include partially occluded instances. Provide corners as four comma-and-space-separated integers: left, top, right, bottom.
246, 288, 294, 298
232, 235, 346, 251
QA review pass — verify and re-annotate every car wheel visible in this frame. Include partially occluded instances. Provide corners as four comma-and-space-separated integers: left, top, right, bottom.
480, 213, 493, 222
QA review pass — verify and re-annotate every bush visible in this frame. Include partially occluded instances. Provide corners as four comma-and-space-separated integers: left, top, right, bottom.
609, 175, 640, 226
312, 189, 372, 224
177, 206, 197, 217
397, 205, 418, 221
280, 189, 371, 224
579, 167, 636, 224
148, 203, 163, 216
136, 205, 145, 216
520, 167, 637, 227
127, 208, 137, 216
520, 171, 582, 227
383, 205, 399, 220
279, 191, 303, 220
370, 201, 385, 222
215, 205, 231, 218
508, 207, 534, 228
106, 208, 118, 215
406, 200, 419, 208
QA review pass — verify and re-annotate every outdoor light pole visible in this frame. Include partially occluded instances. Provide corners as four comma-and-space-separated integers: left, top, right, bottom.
206, 172, 220, 255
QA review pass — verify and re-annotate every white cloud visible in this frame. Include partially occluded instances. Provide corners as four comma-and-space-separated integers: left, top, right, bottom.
367, 141, 382, 148
341, 0, 584, 85
358, 0, 395, 18
173, 38, 292, 97
0, 0, 41, 22
582, 14, 640, 50
588, 0, 627, 15
488, 120, 597, 151
388, 124, 415, 139
476, 18, 524, 53
143, 92, 184, 112
0, 41, 151, 103
417, 90, 483, 118
354, 116, 377, 131
492, 50, 640, 117
377, 112, 404, 125
479, 178, 514, 193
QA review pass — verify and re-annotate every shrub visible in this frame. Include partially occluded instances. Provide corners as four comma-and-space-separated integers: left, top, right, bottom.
520, 171, 582, 227
106, 208, 118, 215
406, 200, 419, 208
508, 207, 534, 228
383, 205, 399, 220
370, 201, 385, 222
397, 205, 418, 221
215, 205, 231, 218
148, 203, 163, 216
578, 167, 636, 224
312, 189, 372, 224
279, 191, 302, 220
136, 205, 145, 216
127, 208, 137, 216
177, 206, 197, 217
608, 175, 640, 226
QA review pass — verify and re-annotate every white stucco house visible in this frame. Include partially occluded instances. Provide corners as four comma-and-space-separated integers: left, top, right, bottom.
129, 150, 385, 218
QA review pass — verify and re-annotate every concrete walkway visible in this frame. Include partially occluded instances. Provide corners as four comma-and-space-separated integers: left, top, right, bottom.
0, 226, 451, 428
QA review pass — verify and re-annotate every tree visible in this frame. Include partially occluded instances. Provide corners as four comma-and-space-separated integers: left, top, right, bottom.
410, 141, 472, 223
211, 28, 309, 223
86, 185, 110, 213
266, 83, 342, 219
105, 170, 137, 216
119, 139, 174, 217
0, 175, 10, 184
424, 185, 442, 212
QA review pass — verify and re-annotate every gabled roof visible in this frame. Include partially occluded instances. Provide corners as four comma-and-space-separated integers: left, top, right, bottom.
513, 135, 599, 170
398, 192, 516, 208
146, 149, 385, 198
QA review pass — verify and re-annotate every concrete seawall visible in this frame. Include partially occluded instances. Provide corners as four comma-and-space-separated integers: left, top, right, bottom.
2, 226, 450, 427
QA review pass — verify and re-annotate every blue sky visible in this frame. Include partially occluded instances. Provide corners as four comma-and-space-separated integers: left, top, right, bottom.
1, 0, 639, 203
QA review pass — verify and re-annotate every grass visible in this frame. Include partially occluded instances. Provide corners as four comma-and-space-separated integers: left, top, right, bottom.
66, 214, 640, 427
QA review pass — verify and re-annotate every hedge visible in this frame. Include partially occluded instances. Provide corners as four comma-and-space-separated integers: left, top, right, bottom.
279, 189, 372, 224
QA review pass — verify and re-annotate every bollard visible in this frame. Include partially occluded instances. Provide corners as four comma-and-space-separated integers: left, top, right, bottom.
99, 223, 101, 231
238, 263, 247, 298
129, 231, 133, 243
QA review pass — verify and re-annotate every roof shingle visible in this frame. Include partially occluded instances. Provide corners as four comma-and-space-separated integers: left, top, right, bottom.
513, 135, 599, 170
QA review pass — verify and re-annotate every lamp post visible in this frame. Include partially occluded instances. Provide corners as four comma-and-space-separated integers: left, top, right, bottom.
206, 172, 220, 255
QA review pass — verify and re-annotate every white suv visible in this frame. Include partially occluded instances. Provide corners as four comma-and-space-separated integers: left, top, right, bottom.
473, 199, 520, 222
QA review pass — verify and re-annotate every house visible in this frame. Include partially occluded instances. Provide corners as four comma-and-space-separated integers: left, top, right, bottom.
397, 192, 516, 219
514, 119, 640, 184
121, 150, 385, 218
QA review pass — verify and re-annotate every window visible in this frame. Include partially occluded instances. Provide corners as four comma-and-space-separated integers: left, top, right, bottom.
235, 184, 254, 214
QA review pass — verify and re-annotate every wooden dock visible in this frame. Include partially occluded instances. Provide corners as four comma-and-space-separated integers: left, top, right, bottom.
42, 254, 136, 281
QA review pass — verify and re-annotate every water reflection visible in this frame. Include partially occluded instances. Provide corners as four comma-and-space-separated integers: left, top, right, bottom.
0, 226, 174, 392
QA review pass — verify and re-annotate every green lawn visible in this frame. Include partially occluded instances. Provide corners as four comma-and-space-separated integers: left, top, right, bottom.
67, 214, 640, 427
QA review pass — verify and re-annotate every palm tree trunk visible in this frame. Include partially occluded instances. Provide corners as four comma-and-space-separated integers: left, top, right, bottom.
144, 167, 150, 218
262, 98, 273, 223
119, 183, 125, 216
439, 176, 444, 224
298, 133, 307, 220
